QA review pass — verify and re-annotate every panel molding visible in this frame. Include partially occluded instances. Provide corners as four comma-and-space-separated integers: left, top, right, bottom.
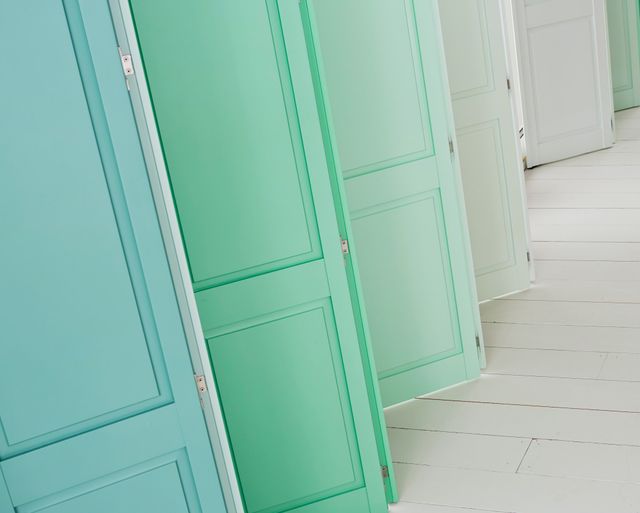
444, 0, 496, 101
207, 300, 364, 513
0, 0, 172, 459
456, 118, 517, 276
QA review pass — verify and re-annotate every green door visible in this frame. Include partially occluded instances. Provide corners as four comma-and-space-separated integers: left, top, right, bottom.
301, 0, 482, 407
128, 1, 387, 512
0, 1, 226, 512
607, 0, 640, 111
299, 0, 484, 499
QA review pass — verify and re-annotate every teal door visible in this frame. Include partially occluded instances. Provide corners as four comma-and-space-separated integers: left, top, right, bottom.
128, 1, 388, 512
0, 2, 226, 512
607, 0, 640, 111
301, 0, 482, 407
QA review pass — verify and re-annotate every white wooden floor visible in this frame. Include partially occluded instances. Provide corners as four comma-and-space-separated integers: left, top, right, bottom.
386, 108, 640, 513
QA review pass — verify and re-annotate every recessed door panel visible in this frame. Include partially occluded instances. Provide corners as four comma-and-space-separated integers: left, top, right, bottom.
311, 0, 434, 175
607, 0, 640, 110
513, 0, 614, 165
0, 0, 168, 458
351, 194, 461, 378
0, 2, 226, 512
443, 0, 494, 98
457, 123, 513, 274
304, 0, 481, 407
133, 0, 321, 290
439, 0, 531, 301
209, 303, 362, 513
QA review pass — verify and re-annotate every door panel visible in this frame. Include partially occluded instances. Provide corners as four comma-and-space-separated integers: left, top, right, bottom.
0, 1, 225, 512
439, 0, 531, 301
129, 0, 387, 512
302, 0, 482, 407
607, 0, 640, 111
513, 0, 614, 166
1, 0, 168, 458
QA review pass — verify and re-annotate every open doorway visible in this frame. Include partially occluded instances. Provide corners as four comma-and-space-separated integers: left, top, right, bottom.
385, 1, 640, 511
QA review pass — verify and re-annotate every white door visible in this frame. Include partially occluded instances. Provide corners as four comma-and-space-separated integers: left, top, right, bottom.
513, 0, 615, 166
439, 0, 531, 301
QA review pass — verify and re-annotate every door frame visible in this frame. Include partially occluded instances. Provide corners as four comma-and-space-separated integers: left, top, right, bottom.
108, 2, 243, 512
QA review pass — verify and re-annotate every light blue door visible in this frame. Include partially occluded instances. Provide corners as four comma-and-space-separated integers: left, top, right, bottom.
0, 2, 226, 512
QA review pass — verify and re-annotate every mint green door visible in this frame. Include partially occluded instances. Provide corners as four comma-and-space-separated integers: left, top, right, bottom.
128, 1, 388, 512
301, 0, 482, 408
0, 1, 226, 512
607, 0, 640, 111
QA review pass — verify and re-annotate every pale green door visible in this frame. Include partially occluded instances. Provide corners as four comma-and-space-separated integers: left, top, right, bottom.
607, 0, 640, 111
301, 0, 482, 407
439, 0, 531, 301
128, 1, 387, 512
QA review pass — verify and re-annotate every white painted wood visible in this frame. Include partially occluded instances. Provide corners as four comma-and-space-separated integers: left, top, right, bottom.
428, 374, 640, 412
520, 439, 640, 483
389, 502, 510, 513
386, 399, 640, 447
512, 0, 614, 166
544, 151, 640, 166
482, 322, 640, 353
529, 208, 640, 225
616, 126, 640, 139
395, 463, 640, 513
599, 353, 640, 381
528, 164, 640, 179
507, 280, 640, 303
527, 192, 640, 209
531, 224, 640, 242
439, 0, 530, 301
534, 260, 640, 281
532, 242, 640, 261
388, 428, 530, 473
527, 179, 640, 193
480, 299, 640, 327
485, 347, 607, 379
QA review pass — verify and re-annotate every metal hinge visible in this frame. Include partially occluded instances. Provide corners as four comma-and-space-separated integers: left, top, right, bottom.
475, 334, 481, 351
195, 374, 207, 393
341, 238, 350, 255
448, 137, 455, 155
119, 48, 134, 77
526, 250, 531, 263
506, 77, 512, 91
381, 465, 389, 479
523, 155, 528, 170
